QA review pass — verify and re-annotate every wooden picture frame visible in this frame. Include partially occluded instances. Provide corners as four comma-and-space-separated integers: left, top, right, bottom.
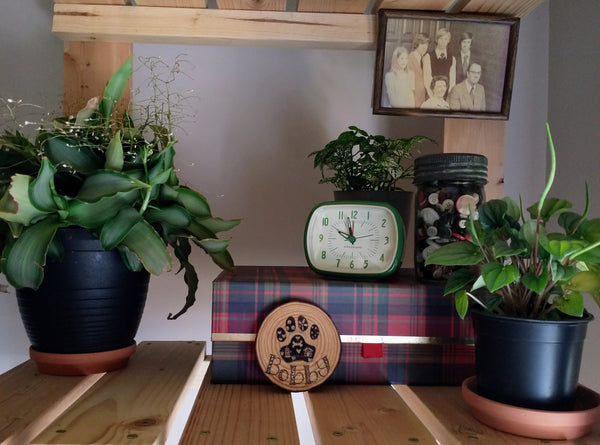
373, 10, 520, 120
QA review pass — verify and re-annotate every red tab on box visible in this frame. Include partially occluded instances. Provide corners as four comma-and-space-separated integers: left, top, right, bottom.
361, 343, 383, 358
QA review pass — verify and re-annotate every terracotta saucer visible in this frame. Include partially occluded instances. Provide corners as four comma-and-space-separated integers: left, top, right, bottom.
461, 376, 600, 440
30, 343, 136, 375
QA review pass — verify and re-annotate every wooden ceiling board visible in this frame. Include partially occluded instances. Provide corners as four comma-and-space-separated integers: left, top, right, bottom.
135, 0, 207, 7
297, 0, 371, 13
53, 4, 377, 49
216, 0, 286, 11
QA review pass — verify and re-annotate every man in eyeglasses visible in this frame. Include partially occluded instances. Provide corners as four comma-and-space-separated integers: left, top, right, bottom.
448, 62, 486, 111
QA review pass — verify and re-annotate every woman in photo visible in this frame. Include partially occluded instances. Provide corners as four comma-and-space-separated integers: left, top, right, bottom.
408, 33, 430, 108
384, 46, 415, 108
421, 75, 450, 109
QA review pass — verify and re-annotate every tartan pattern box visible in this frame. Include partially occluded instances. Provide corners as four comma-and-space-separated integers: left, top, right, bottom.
211, 265, 475, 385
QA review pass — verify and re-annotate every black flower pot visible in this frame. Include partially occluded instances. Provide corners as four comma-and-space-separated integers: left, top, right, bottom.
16, 227, 150, 373
471, 308, 593, 411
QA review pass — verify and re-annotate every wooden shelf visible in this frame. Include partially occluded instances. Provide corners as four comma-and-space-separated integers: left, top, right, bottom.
52, 0, 544, 50
2, 341, 599, 444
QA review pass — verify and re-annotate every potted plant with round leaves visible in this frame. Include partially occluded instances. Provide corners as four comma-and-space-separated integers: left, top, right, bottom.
425, 124, 599, 412
0, 57, 240, 374
308, 125, 433, 238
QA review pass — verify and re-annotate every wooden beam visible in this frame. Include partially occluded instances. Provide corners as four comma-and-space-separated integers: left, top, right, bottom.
63, 41, 132, 116
442, 119, 505, 200
52, 3, 377, 49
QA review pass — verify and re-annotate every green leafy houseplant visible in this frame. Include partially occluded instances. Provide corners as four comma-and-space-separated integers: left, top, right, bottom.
0, 57, 239, 320
309, 125, 433, 191
425, 124, 600, 320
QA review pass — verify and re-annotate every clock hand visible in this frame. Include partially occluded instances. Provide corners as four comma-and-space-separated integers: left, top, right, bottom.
336, 229, 350, 240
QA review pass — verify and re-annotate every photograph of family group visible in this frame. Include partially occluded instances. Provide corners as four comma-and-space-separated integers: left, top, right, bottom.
373, 11, 519, 119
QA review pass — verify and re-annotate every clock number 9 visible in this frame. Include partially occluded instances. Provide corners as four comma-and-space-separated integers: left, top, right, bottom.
319, 234, 324, 242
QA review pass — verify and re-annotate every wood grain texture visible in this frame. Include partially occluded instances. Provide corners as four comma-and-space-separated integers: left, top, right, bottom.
217, 0, 286, 10
63, 41, 132, 116
53, 4, 376, 49
442, 119, 505, 200
398, 385, 600, 445
135, 0, 207, 7
179, 378, 300, 444
0, 361, 102, 445
305, 384, 438, 444
31, 341, 205, 445
297, 0, 370, 13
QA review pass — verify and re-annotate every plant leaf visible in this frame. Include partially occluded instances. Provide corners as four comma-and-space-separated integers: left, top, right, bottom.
67, 190, 138, 228
0, 174, 48, 225
145, 205, 191, 228
76, 170, 149, 202
444, 267, 476, 295
29, 158, 59, 212
175, 187, 211, 217
194, 216, 241, 234
43, 136, 103, 174
105, 131, 124, 171
481, 262, 519, 293
478, 200, 508, 231
120, 218, 172, 275
554, 291, 584, 317
425, 241, 484, 266
454, 289, 469, 319
100, 207, 142, 250
99, 57, 132, 121
522, 268, 549, 294
1, 216, 64, 288
195, 238, 231, 253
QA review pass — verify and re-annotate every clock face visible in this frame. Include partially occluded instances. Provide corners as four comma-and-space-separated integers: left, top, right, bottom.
304, 201, 404, 277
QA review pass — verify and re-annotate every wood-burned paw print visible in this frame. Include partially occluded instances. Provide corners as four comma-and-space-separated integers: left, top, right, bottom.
276, 314, 319, 363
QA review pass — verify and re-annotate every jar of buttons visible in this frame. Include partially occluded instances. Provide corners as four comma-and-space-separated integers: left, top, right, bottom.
413, 153, 488, 281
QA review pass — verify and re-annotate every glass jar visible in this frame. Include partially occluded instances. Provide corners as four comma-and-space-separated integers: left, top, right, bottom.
413, 153, 488, 281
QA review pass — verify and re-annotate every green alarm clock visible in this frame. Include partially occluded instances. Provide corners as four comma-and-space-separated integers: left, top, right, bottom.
304, 201, 404, 278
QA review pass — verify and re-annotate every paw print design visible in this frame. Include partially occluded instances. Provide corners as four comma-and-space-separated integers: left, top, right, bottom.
276, 315, 319, 363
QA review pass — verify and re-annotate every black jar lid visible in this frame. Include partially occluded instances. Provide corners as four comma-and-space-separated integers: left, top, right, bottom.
413, 153, 488, 184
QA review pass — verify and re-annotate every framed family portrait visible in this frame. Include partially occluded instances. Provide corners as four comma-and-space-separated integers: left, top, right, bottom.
373, 10, 520, 120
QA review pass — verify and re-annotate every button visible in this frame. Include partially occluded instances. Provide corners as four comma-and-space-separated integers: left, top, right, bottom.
419, 207, 440, 225
456, 195, 478, 216
426, 226, 438, 237
441, 199, 454, 211
427, 193, 439, 205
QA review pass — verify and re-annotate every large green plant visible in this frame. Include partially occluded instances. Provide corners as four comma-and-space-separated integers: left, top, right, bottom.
425, 124, 600, 320
309, 126, 433, 191
0, 57, 240, 319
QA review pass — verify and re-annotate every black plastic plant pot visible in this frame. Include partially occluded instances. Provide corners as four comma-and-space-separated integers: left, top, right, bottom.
16, 227, 150, 354
471, 308, 593, 411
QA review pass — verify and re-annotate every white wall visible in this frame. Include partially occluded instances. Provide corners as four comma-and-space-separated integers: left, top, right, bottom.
5, 0, 598, 393
548, 1, 600, 390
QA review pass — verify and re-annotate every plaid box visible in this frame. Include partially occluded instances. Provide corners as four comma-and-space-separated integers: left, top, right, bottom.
211, 266, 474, 385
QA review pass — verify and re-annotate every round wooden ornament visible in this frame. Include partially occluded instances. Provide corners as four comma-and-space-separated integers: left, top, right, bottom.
255, 301, 341, 391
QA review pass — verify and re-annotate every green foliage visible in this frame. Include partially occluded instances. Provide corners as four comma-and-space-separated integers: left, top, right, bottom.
425, 124, 600, 320
309, 126, 434, 191
0, 57, 240, 319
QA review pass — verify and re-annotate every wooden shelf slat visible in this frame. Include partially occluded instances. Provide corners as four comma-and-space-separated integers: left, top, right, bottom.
0, 361, 102, 445
304, 384, 439, 444
179, 380, 300, 444
396, 385, 600, 445
30, 341, 206, 445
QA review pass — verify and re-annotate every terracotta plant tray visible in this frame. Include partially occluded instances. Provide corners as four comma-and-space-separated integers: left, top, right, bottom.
462, 376, 600, 440
30, 343, 136, 375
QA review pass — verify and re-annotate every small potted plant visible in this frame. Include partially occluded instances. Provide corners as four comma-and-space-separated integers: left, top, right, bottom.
308, 125, 433, 228
425, 124, 599, 412
0, 57, 240, 374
